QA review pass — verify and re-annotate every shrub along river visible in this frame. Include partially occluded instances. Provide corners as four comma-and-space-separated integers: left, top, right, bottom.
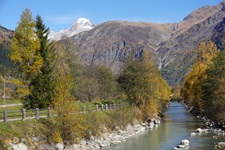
105, 102, 225, 150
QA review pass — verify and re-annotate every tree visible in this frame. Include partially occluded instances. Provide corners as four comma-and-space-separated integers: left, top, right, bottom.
74, 64, 117, 102
118, 51, 171, 119
23, 15, 57, 109
181, 41, 218, 112
58, 36, 84, 100
10, 8, 42, 80
51, 42, 87, 143
171, 83, 182, 101
201, 50, 225, 123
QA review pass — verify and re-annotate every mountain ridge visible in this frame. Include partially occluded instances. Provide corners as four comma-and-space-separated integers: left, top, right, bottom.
69, 1, 225, 85
1, 2, 225, 85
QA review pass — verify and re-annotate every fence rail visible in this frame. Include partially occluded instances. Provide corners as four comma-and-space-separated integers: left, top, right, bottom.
0, 103, 130, 123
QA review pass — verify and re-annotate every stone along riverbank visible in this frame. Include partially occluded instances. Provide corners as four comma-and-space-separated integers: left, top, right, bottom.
7, 118, 161, 150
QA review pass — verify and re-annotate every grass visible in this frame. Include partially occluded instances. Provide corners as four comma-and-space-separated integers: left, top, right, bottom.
0, 99, 21, 105
0, 119, 49, 148
0, 103, 142, 148
0, 105, 22, 112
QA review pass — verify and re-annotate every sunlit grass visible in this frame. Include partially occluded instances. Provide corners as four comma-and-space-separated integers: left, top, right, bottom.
0, 99, 21, 105
0, 105, 22, 112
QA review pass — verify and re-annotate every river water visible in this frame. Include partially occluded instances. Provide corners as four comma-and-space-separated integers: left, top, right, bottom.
105, 102, 225, 150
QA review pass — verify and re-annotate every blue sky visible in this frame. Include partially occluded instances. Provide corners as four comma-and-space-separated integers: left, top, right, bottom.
0, 0, 222, 32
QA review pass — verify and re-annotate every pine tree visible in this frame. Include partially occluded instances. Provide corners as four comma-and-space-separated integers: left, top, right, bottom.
23, 15, 57, 109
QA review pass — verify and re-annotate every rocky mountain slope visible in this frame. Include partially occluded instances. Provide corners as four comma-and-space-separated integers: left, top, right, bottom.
72, 21, 174, 72
70, 1, 225, 85
0, 25, 14, 45
160, 2, 225, 85
1, 2, 225, 85
0, 26, 17, 76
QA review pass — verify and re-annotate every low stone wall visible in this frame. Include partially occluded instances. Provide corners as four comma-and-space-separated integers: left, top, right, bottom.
6, 118, 161, 150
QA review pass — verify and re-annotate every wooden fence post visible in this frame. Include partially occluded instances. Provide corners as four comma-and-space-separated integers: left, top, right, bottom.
22, 109, 26, 121
47, 107, 51, 117
101, 104, 104, 111
96, 104, 98, 111
36, 108, 39, 120
4, 110, 7, 123
106, 104, 108, 111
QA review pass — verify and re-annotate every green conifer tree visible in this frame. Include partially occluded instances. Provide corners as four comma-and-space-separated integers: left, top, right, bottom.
201, 50, 225, 123
24, 15, 57, 109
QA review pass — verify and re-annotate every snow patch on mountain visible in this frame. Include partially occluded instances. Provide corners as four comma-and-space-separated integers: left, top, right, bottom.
49, 18, 94, 41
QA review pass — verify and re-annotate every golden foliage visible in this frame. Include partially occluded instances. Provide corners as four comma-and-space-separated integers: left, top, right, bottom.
50, 130, 63, 143
52, 42, 88, 143
181, 41, 218, 112
140, 100, 159, 120
119, 50, 171, 120
10, 8, 43, 80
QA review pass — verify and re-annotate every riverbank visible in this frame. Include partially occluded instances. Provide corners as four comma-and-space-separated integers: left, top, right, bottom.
0, 103, 164, 150
184, 102, 225, 130
181, 101, 225, 149
5, 118, 161, 150
68, 118, 161, 150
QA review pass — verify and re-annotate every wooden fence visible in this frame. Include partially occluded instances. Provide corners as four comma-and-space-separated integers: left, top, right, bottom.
0, 103, 129, 123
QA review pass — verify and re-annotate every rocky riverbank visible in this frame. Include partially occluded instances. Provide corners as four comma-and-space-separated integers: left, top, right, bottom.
6, 118, 161, 150
183, 102, 225, 149
183, 102, 225, 130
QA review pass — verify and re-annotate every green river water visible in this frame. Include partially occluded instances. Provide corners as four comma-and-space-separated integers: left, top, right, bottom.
105, 102, 225, 150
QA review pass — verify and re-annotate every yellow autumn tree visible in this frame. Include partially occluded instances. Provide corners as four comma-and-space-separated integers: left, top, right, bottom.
181, 41, 218, 112
10, 8, 42, 80
9, 8, 43, 101
51, 42, 87, 143
118, 50, 171, 120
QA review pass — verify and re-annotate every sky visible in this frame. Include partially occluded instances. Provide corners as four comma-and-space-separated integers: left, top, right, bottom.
0, 0, 223, 32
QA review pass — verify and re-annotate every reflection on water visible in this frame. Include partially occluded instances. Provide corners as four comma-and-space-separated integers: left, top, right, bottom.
105, 102, 225, 150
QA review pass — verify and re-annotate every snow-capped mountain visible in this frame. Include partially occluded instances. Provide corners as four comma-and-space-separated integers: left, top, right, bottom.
49, 18, 94, 41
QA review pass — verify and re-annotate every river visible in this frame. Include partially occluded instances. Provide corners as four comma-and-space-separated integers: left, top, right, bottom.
105, 102, 225, 150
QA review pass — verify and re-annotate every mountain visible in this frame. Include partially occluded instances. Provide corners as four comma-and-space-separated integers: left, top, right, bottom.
211, 17, 225, 50
0, 26, 17, 77
49, 18, 94, 41
1, 2, 225, 85
0, 25, 14, 45
160, 2, 225, 85
71, 21, 173, 72
69, 2, 225, 85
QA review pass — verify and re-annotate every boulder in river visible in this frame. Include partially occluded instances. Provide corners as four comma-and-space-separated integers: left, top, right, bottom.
173, 139, 190, 149
190, 132, 197, 136
196, 128, 202, 133
180, 139, 189, 146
